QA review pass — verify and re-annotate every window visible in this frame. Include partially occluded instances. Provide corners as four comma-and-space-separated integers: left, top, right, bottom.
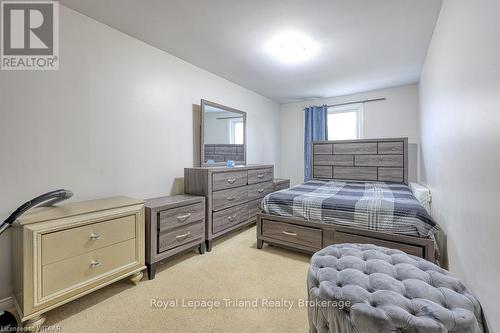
327, 104, 363, 140
229, 119, 244, 144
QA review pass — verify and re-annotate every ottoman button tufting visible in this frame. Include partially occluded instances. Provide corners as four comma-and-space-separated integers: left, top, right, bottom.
307, 244, 485, 333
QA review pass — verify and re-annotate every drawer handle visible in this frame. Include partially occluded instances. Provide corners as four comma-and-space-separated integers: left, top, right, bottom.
257, 188, 265, 193
176, 232, 191, 241
90, 232, 101, 241
227, 215, 236, 222
282, 230, 297, 236
176, 213, 191, 222
227, 196, 236, 201
257, 174, 264, 179
226, 178, 237, 184
90, 260, 101, 268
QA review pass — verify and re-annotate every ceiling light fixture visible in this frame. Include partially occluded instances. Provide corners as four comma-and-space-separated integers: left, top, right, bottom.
265, 31, 319, 64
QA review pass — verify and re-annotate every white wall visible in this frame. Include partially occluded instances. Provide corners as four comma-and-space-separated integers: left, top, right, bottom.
419, 0, 500, 330
280, 84, 420, 185
0, 6, 280, 301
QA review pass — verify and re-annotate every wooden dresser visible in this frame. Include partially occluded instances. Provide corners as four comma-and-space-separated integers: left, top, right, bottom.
184, 165, 274, 251
145, 195, 205, 280
11, 197, 145, 331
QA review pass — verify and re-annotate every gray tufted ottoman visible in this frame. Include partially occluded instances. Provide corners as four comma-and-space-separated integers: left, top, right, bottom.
308, 244, 484, 333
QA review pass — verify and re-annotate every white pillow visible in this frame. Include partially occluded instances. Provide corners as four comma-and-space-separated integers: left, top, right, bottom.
409, 182, 431, 214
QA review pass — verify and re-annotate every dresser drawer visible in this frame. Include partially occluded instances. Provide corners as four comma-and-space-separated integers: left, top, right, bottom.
158, 221, 204, 253
212, 186, 248, 211
42, 238, 137, 297
248, 168, 273, 184
159, 202, 204, 232
41, 215, 136, 266
262, 220, 322, 250
212, 204, 249, 234
247, 181, 274, 200
212, 171, 248, 191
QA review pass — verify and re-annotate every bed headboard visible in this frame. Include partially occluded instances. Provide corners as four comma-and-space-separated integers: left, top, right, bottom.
312, 138, 408, 184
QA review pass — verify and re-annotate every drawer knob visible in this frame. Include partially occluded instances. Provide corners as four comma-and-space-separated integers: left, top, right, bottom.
90, 232, 101, 241
282, 230, 297, 236
226, 196, 236, 201
176, 213, 191, 222
257, 174, 264, 178
90, 259, 101, 268
226, 178, 237, 184
227, 215, 236, 222
257, 188, 265, 193
176, 231, 191, 241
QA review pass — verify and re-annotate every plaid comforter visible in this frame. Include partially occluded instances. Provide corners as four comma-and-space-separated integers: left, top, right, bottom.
261, 180, 438, 237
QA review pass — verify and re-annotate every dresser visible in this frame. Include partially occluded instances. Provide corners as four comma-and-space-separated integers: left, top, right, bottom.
184, 165, 274, 251
145, 195, 205, 280
11, 197, 145, 331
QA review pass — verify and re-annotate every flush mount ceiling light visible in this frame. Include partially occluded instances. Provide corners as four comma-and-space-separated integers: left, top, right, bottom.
265, 31, 319, 64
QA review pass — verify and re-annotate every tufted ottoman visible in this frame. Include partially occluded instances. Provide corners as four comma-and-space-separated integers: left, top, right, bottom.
307, 244, 484, 333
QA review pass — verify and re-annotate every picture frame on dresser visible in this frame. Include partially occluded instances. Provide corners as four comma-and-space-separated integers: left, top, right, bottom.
184, 165, 274, 251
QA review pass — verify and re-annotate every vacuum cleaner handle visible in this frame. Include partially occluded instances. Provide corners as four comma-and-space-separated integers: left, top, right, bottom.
0, 189, 73, 235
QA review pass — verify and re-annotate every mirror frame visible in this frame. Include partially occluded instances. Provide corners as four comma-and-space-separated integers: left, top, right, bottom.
200, 99, 247, 167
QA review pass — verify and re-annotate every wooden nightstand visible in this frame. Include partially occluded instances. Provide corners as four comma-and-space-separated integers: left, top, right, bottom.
144, 195, 206, 280
274, 178, 291, 191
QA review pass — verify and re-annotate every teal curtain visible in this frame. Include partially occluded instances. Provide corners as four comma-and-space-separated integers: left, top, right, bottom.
304, 105, 328, 181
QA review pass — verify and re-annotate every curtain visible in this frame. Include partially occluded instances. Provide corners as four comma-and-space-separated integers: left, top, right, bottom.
304, 105, 328, 181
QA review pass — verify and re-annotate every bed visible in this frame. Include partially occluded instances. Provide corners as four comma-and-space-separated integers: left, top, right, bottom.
256, 138, 439, 262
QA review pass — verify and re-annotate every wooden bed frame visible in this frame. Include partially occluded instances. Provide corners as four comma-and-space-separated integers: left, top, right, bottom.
256, 138, 436, 262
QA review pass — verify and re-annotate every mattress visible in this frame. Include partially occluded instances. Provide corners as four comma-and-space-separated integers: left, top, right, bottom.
261, 180, 438, 237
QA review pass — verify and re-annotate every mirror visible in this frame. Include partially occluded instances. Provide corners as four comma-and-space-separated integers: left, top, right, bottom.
201, 99, 246, 166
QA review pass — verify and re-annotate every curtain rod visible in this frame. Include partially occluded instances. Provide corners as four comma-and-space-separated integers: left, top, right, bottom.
216, 116, 242, 120
327, 97, 386, 108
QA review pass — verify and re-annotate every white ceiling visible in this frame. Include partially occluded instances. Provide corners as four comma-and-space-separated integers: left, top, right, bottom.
60, 0, 442, 104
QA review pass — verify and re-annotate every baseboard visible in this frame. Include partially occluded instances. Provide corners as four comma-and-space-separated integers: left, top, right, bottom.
0, 297, 13, 311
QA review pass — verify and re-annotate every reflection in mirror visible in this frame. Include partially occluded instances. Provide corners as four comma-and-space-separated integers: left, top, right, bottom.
204, 107, 244, 145
201, 100, 246, 166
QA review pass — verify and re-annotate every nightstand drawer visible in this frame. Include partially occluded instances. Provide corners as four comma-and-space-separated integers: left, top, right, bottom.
274, 179, 291, 191
158, 221, 204, 253
248, 168, 273, 184
159, 202, 204, 231
212, 171, 248, 191
42, 238, 137, 297
41, 215, 136, 266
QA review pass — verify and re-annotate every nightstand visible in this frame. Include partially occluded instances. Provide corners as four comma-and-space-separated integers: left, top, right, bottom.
145, 195, 206, 280
274, 178, 291, 191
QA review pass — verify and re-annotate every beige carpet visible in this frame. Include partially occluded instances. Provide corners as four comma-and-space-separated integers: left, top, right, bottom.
43, 226, 311, 332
